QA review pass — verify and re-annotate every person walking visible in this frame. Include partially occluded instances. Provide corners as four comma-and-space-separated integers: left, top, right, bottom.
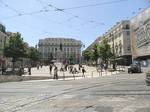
49, 64, 53, 75
53, 66, 58, 80
28, 65, 31, 75
37, 64, 39, 70
82, 67, 86, 77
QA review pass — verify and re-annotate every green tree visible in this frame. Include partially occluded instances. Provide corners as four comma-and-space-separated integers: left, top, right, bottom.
4, 32, 27, 71
27, 47, 40, 61
91, 44, 99, 66
82, 50, 92, 61
69, 55, 74, 65
98, 38, 113, 63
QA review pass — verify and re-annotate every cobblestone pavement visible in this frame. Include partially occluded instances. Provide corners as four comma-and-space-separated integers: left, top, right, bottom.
0, 72, 150, 112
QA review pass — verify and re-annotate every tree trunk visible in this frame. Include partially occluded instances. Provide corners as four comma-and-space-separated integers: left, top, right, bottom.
12, 57, 16, 74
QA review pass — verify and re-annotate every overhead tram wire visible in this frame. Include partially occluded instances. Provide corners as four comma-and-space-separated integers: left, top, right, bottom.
1, 0, 128, 26
63, 0, 128, 10
35, 0, 116, 28
0, 0, 22, 15
0, 0, 80, 33
1, 0, 142, 30
36, 0, 105, 29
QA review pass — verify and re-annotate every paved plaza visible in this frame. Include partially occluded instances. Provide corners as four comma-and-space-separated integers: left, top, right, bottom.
0, 65, 150, 112
23, 64, 123, 80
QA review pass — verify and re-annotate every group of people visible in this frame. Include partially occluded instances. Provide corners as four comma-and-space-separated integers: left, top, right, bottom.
49, 64, 86, 79
25, 63, 86, 79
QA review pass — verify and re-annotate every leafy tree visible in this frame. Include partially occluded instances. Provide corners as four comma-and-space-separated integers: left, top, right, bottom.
82, 50, 92, 61
91, 44, 99, 65
69, 55, 74, 65
4, 32, 27, 71
27, 47, 40, 61
98, 38, 113, 63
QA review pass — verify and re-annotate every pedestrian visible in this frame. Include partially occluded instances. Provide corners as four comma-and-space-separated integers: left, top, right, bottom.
53, 66, 58, 79
69, 65, 73, 73
37, 64, 39, 70
28, 65, 31, 75
40, 63, 43, 68
104, 63, 108, 70
49, 64, 53, 75
1, 64, 5, 75
82, 67, 86, 77
19, 65, 24, 76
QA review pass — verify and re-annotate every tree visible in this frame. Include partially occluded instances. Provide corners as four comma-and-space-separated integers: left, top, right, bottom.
91, 44, 99, 66
4, 32, 27, 71
69, 55, 74, 65
82, 50, 92, 61
98, 38, 113, 63
27, 47, 40, 61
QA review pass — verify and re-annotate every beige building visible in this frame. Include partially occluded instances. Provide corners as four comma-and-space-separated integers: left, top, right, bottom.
0, 28, 7, 67
38, 38, 82, 64
130, 7, 150, 67
100, 20, 132, 65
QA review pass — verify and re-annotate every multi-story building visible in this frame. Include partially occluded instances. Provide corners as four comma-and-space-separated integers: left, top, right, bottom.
100, 20, 132, 65
38, 38, 82, 64
130, 7, 150, 67
0, 24, 9, 67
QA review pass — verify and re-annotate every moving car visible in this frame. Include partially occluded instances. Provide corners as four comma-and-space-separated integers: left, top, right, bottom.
128, 64, 142, 73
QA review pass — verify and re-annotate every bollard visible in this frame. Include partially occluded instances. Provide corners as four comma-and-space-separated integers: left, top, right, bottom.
92, 72, 93, 78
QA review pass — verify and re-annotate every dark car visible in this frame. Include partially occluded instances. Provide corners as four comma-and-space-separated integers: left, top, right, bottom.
128, 64, 142, 73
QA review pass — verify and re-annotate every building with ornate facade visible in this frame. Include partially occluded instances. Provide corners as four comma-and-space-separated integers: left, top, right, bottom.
38, 38, 82, 64
100, 20, 132, 65
0, 24, 9, 67
130, 7, 150, 67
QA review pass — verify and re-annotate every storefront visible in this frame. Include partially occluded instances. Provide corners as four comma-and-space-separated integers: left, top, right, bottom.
131, 7, 150, 67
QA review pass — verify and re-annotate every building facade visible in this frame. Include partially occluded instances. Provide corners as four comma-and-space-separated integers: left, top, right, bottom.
38, 38, 82, 64
130, 7, 150, 67
0, 26, 10, 67
100, 20, 132, 65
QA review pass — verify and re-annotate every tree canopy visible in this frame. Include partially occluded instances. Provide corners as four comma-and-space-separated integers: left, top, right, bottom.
27, 47, 40, 61
4, 32, 27, 60
98, 38, 113, 63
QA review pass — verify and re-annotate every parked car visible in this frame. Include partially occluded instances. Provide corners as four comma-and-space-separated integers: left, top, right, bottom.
128, 64, 142, 73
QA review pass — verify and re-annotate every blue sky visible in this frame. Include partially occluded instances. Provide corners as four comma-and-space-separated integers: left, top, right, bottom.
0, 0, 149, 49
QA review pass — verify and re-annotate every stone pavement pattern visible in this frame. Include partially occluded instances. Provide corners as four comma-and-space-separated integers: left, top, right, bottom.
0, 72, 150, 112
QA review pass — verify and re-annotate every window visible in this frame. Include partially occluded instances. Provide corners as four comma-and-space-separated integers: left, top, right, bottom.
126, 31, 130, 36
125, 24, 130, 29
127, 46, 131, 51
